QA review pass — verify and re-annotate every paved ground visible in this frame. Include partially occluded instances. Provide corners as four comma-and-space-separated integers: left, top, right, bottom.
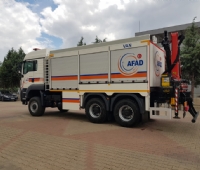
0, 101, 200, 170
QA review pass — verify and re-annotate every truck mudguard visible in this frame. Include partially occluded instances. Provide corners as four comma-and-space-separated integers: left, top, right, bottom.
26, 84, 45, 99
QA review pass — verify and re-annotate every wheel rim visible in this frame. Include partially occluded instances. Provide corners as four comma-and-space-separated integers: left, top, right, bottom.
89, 103, 101, 118
30, 101, 38, 113
119, 105, 134, 122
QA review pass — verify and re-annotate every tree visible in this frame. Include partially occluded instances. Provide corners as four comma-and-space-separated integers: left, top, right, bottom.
93, 36, 107, 43
0, 47, 25, 90
77, 36, 86, 46
181, 17, 200, 98
0, 61, 2, 87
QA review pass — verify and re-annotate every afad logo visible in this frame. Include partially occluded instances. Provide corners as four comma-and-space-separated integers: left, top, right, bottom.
118, 53, 143, 76
154, 51, 162, 77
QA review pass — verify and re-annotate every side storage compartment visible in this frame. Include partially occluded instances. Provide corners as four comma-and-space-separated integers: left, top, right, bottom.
79, 48, 109, 84
51, 55, 78, 89
110, 46, 147, 83
62, 91, 80, 110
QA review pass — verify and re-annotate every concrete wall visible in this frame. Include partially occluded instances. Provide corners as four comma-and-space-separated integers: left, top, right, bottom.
193, 98, 200, 112
187, 85, 200, 98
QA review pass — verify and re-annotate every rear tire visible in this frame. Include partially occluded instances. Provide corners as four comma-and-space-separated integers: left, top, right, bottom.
85, 98, 107, 123
114, 99, 140, 127
28, 97, 45, 116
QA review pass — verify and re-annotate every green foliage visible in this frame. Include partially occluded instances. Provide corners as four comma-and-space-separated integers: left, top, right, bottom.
0, 47, 25, 89
181, 17, 200, 97
77, 36, 107, 46
0, 87, 19, 93
93, 36, 107, 43
77, 37, 86, 46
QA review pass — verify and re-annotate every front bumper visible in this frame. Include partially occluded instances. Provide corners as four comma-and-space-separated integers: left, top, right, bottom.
2, 97, 16, 101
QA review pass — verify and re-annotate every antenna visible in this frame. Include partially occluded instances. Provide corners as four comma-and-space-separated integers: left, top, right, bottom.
139, 20, 140, 32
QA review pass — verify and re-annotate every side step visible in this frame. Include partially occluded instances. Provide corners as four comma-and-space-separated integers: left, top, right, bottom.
150, 107, 172, 120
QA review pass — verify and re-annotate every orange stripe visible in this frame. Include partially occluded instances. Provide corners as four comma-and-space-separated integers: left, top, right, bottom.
52, 72, 147, 81
29, 78, 43, 82
141, 40, 150, 45
62, 99, 79, 103
111, 73, 147, 78
34, 78, 43, 82
52, 76, 77, 81
80, 75, 108, 80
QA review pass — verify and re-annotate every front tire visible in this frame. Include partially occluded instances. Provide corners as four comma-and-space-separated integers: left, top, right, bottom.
114, 99, 140, 127
85, 98, 107, 123
28, 97, 45, 116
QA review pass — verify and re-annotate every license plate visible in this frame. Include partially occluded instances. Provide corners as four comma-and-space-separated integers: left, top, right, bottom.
11, 98, 14, 99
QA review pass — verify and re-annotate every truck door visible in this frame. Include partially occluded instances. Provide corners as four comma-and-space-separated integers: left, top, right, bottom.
21, 60, 37, 89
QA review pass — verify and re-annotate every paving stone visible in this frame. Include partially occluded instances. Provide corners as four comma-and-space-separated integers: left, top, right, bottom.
0, 101, 200, 170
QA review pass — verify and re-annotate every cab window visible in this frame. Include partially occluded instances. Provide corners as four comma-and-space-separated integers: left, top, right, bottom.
23, 60, 37, 74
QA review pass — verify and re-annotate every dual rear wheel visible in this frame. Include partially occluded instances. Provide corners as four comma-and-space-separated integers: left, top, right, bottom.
85, 98, 107, 123
85, 98, 140, 127
114, 99, 140, 127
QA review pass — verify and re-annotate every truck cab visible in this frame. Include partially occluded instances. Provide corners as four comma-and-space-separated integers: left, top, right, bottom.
20, 49, 49, 104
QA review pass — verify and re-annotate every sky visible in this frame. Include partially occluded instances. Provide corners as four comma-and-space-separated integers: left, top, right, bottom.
0, 0, 200, 62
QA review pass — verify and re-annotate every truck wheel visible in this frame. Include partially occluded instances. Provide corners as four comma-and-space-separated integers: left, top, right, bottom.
114, 99, 140, 127
85, 98, 107, 123
28, 97, 45, 116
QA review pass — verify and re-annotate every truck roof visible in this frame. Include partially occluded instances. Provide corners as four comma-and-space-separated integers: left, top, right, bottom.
24, 49, 51, 60
24, 34, 150, 60
51, 34, 150, 54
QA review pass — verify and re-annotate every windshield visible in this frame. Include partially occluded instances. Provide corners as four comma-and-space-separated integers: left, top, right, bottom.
23, 60, 37, 74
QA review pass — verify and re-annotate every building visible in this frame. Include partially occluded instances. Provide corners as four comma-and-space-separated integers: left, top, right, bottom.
135, 22, 200, 97
135, 21, 200, 47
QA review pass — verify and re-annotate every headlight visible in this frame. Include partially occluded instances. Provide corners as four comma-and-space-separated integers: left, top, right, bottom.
4, 95, 9, 98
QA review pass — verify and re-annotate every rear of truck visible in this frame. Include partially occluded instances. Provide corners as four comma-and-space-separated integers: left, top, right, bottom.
149, 31, 199, 123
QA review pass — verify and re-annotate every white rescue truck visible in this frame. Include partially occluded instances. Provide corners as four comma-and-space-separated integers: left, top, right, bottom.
19, 31, 199, 127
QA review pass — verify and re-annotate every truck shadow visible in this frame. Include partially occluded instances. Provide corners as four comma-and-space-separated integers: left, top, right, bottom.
43, 111, 87, 121
42, 110, 153, 127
